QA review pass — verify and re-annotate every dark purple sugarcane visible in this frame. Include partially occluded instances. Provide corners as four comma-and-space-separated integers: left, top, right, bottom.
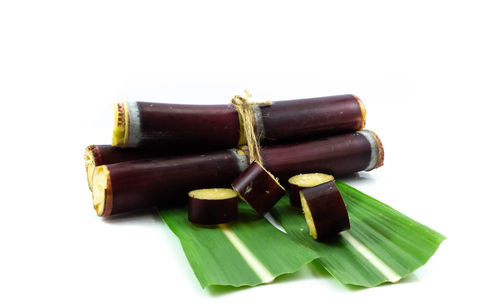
114, 94, 365, 150
91, 130, 383, 216
87, 145, 169, 166
287, 173, 334, 207
188, 190, 239, 225
259, 94, 365, 143
85, 144, 177, 190
131, 103, 241, 149
96, 150, 245, 216
300, 181, 350, 239
231, 162, 285, 215
261, 131, 382, 181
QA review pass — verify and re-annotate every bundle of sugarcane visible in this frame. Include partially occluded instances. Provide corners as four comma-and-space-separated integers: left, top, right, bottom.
85, 93, 444, 288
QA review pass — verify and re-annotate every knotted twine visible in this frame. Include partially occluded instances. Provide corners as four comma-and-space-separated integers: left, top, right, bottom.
231, 90, 272, 164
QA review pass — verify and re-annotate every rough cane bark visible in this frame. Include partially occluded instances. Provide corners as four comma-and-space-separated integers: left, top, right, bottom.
91, 131, 383, 216
113, 95, 365, 149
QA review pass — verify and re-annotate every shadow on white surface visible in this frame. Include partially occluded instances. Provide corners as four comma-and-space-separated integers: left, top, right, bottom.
339, 172, 376, 185
101, 208, 160, 224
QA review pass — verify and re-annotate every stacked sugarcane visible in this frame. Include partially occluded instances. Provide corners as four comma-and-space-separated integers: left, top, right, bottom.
85, 93, 384, 239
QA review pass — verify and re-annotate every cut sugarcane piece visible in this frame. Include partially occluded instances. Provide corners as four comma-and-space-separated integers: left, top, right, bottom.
288, 173, 334, 207
232, 162, 286, 215
188, 188, 238, 225
271, 181, 445, 287
113, 95, 366, 149
88, 131, 383, 216
299, 181, 350, 239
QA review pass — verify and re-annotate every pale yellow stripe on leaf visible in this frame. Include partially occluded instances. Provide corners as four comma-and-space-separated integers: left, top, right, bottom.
341, 232, 401, 283
219, 224, 275, 283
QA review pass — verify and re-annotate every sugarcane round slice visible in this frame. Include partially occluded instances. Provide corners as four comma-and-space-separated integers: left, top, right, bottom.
288, 173, 334, 207
188, 188, 238, 225
231, 161, 286, 215
299, 181, 350, 239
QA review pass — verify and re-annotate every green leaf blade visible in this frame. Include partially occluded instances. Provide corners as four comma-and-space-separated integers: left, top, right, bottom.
159, 202, 318, 288
272, 181, 446, 287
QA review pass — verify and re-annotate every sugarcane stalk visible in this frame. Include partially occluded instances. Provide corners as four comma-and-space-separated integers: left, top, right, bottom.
112, 95, 366, 149
259, 94, 365, 142
85, 145, 173, 189
91, 130, 383, 216
92, 150, 245, 216
261, 130, 383, 180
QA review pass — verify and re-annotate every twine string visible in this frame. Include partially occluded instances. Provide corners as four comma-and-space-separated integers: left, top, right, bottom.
231, 90, 272, 164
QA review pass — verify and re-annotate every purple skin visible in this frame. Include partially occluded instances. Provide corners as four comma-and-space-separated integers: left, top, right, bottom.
260, 94, 364, 143
96, 132, 381, 216
92, 129, 373, 174
261, 131, 373, 180
288, 183, 304, 208
104, 151, 242, 216
128, 94, 364, 150
135, 102, 241, 149
89, 145, 172, 166
188, 196, 238, 225
301, 181, 350, 239
231, 162, 285, 216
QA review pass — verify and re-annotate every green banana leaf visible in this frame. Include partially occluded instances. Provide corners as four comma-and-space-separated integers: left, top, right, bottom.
158, 202, 319, 288
271, 180, 446, 287
159, 181, 445, 289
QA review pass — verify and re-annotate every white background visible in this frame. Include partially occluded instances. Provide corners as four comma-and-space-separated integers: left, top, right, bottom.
1, 1, 499, 306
